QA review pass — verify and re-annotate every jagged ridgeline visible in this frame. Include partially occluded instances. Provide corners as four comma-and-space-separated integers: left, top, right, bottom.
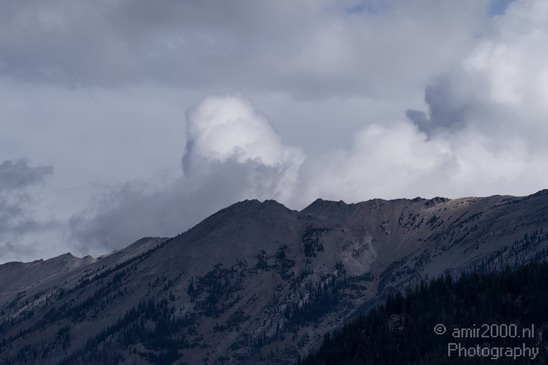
301, 260, 548, 365
1, 191, 548, 364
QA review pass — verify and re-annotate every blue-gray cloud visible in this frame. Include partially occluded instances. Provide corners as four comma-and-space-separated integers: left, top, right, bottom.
0, 159, 55, 261
0, 159, 53, 191
405, 76, 474, 135
0, 0, 490, 99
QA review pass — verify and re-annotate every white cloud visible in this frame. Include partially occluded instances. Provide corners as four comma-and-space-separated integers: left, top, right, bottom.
69, 95, 305, 254
464, 0, 548, 126
294, 0, 548, 203
3, 0, 548, 262
183, 95, 304, 201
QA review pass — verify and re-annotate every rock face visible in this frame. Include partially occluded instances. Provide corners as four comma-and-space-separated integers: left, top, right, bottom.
1, 191, 548, 364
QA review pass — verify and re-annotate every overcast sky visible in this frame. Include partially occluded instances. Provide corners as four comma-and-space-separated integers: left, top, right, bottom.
2, 0, 548, 262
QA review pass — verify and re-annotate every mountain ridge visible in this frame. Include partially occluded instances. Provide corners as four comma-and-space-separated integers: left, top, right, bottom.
1, 190, 548, 364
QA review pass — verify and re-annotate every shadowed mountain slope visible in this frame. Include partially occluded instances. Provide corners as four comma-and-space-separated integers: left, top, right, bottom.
1, 191, 548, 364
301, 260, 548, 364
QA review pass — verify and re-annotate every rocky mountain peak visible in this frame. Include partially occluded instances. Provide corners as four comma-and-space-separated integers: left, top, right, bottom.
1, 190, 548, 364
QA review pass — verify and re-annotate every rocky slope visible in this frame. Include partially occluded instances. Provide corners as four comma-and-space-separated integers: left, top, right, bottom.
1, 191, 548, 364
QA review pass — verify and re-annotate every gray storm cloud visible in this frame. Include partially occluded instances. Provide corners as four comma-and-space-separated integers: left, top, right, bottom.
0, 0, 488, 98
0, 159, 53, 191
405, 76, 476, 135
0, 160, 56, 261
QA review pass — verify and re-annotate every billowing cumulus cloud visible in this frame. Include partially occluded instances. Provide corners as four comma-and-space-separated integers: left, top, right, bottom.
183, 95, 304, 201
69, 96, 304, 254
300, 0, 548, 202
408, 0, 548, 142
3, 0, 548, 262
295, 121, 547, 205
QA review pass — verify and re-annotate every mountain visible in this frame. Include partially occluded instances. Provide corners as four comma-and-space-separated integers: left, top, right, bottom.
1, 191, 548, 364
301, 260, 548, 364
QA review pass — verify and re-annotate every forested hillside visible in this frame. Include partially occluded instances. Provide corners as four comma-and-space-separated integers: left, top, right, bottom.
2, 192, 548, 364
302, 261, 548, 364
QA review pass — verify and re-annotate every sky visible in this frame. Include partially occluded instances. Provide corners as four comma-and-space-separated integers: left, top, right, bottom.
2, 0, 548, 263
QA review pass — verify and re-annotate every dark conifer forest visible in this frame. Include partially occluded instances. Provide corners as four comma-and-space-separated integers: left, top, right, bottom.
301, 262, 548, 364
